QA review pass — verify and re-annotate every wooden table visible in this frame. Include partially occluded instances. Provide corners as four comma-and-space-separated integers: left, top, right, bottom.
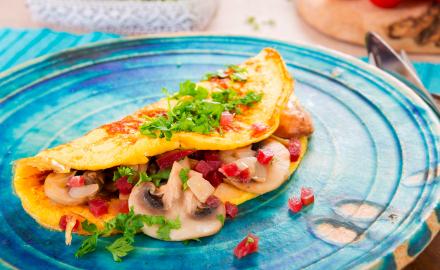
0, 0, 438, 268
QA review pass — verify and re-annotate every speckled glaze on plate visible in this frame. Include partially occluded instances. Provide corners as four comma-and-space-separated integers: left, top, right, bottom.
0, 35, 438, 270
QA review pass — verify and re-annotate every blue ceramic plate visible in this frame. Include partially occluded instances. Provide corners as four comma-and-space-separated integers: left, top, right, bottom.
0, 35, 439, 269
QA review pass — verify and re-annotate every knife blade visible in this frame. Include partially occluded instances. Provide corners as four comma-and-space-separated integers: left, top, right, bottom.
365, 32, 440, 117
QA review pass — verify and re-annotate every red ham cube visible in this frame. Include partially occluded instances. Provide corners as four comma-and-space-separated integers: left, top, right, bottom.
206, 171, 224, 187
156, 150, 195, 169
256, 148, 274, 165
288, 138, 301, 162
220, 111, 234, 128
301, 187, 315, 206
288, 197, 303, 213
204, 150, 220, 161
115, 176, 134, 195
238, 168, 251, 183
118, 200, 129, 214
207, 160, 222, 170
205, 195, 222, 208
220, 163, 240, 177
88, 198, 109, 217
251, 122, 268, 137
225, 201, 238, 219
67, 175, 85, 187
195, 160, 215, 178
234, 234, 259, 259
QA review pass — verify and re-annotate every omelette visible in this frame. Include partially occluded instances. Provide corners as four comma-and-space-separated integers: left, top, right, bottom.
13, 48, 314, 243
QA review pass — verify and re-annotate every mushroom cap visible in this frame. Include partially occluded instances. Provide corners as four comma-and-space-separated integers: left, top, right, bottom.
129, 160, 225, 241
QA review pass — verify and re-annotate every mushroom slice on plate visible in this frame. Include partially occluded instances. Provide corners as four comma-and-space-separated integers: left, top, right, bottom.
129, 160, 225, 241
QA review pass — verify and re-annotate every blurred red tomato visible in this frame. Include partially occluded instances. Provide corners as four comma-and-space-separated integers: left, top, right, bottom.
370, 0, 402, 8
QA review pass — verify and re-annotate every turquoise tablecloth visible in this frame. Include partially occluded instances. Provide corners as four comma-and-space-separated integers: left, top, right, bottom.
0, 28, 438, 94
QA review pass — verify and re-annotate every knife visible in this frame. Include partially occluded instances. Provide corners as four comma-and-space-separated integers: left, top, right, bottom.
365, 32, 440, 117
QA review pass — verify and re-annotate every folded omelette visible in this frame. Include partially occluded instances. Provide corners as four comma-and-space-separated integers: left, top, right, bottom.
13, 48, 313, 241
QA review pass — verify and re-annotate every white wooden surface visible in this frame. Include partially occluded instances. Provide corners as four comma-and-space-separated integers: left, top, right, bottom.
0, 0, 438, 62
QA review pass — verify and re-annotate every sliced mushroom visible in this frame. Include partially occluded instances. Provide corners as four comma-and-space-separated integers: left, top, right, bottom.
225, 139, 291, 194
219, 145, 256, 164
68, 184, 99, 199
44, 172, 100, 205
144, 182, 165, 210
83, 171, 105, 186
129, 161, 225, 241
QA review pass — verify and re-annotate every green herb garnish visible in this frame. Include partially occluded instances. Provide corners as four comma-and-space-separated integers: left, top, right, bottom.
137, 169, 171, 187
246, 236, 255, 244
105, 237, 134, 262
179, 168, 190, 190
75, 209, 181, 261
182, 238, 201, 245
202, 64, 248, 82
216, 214, 225, 225
212, 89, 262, 113
113, 166, 136, 183
155, 217, 182, 241
74, 221, 100, 258
139, 80, 263, 140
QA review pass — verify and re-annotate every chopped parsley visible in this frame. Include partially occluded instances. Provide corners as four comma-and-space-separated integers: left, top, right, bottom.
179, 168, 190, 190
139, 80, 263, 140
75, 209, 181, 261
202, 64, 248, 82
246, 236, 255, 244
154, 217, 181, 241
105, 237, 134, 262
182, 238, 201, 245
137, 169, 171, 187
216, 214, 225, 225
113, 166, 136, 183
74, 221, 99, 258
212, 89, 262, 113
227, 65, 248, 82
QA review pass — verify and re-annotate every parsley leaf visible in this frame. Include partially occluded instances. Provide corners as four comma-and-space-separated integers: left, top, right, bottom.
75, 223, 100, 258
137, 170, 171, 187
75, 232, 99, 258
105, 237, 134, 262
113, 166, 136, 183
140, 169, 171, 187
81, 220, 98, 233
216, 214, 225, 225
173, 80, 208, 100
156, 217, 181, 240
74, 221, 100, 258
246, 236, 255, 243
137, 171, 150, 185
179, 168, 190, 190
182, 238, 201, 245
202, 64, 248, 82
142, 215, 182, 240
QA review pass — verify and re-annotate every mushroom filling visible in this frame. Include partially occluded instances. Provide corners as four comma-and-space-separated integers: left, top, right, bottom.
143, 186, 164, 210
43, 137, 292, 213
194, 204, 214, 218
